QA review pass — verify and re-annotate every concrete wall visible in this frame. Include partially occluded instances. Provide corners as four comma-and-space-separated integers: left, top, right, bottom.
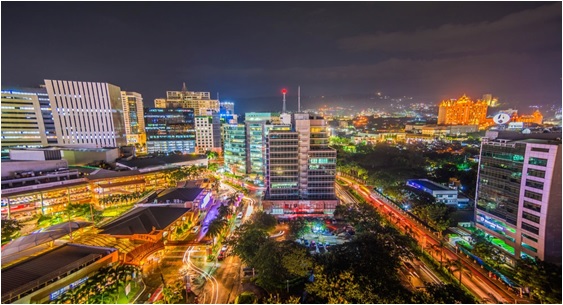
1, 160, 69, 179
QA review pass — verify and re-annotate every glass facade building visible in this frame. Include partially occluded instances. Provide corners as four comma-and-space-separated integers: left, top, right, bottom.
223, 124, 247, 174
475, 131, 562, 265
145, 108, 196, 154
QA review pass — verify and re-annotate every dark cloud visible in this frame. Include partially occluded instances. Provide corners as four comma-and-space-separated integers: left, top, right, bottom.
1, 2, 560, 113
338, 3, 561, 55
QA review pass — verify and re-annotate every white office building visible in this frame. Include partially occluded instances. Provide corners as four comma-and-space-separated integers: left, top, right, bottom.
44, 79, 127, 147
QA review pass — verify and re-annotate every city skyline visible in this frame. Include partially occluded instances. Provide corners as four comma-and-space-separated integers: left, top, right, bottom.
2, 2, 561, 113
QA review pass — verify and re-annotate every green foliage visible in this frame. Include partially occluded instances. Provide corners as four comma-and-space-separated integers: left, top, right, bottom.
263, 294, 301, 304
229, 223, 269, 264
252, 240, 313, 291
411, 283, 476, 304
1, 219, 22, 244
514, 257, 562, 304
236, 292, 257, 304
162, 280, 185, 304
250, 210, 277, 231
51, 264, 140, 304
287, 218, 308, 239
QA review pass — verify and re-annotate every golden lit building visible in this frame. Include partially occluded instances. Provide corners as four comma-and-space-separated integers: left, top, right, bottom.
437, 95, 488, 126
514, 109, 543, 125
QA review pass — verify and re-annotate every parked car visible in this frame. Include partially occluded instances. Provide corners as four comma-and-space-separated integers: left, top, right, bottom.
191, 226, 200, 234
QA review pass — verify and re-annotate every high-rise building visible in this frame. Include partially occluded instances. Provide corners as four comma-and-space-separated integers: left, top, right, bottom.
475, 131, 561, 265
514, 110, 543, 125
220, 101, 235, 115
1, 86, 58, 157
157, 83, 220, 115
223, 124, 247, 174
144, 108, 196, 154
120, 91, 146, 151
263, 113, 338, 215
1, 90, 48, 157
482, 94, 499, 107
44, 79, 126, 147
195, 111, 221, 153
154, 98, 166, 108
437, 95, 488, 126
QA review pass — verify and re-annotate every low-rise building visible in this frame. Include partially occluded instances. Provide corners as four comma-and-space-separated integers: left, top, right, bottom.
1, 244, 118, 304
406, 179, 463, 207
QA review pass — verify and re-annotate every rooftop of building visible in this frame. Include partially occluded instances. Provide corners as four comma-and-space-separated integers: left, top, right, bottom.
407, 179, 451, 192
116, 154, 206, 170
485, 130, 562, 144
146, 187, 205, 203
99, 206, 190, 235
1, 243, 115, 297
10, 146, 117, 153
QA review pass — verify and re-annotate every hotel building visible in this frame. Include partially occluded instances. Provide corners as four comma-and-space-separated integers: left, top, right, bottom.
438, 95, 488, 126
475, 131, 561, 265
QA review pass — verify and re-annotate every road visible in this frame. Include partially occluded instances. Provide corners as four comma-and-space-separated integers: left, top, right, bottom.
337, 175, 522, 304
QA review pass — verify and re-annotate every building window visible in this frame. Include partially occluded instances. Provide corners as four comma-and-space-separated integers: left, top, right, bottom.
528, 157, 548, 167
525, 179, 544, 190
527, 168, 546, 178
521, 222, 539, 235
523, 201, 541, 213
530, 147, 550, 153
524, 190, 542, 201
521, 242, 538, 253
522, 233, 538, 243
522, 212, 540, 224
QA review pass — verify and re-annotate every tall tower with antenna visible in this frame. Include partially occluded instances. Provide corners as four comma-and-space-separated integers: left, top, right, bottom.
298, 86, 301, 113
281, 88, 287, 113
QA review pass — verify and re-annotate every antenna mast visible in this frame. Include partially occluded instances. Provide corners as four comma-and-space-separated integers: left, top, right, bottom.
282, 88, 287, 113
298, 86, 301, 112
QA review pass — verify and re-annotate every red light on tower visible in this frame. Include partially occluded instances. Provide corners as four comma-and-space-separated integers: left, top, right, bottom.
281, 88, 287, 113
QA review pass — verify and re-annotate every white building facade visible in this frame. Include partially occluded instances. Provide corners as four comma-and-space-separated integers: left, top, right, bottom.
44, 79, 126, 147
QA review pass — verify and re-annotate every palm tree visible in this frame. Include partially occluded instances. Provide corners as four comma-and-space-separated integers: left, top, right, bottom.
207, 218, 227, 247
218, 204, 232, 219
445, 258, 470, 284
436, 240, 445, 268
227, 193, 239, 207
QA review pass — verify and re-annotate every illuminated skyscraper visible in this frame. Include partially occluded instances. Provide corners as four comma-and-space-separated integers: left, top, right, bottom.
120, 91, 146, 151
264, 113, 338, 215
144, 108, 196, 154
157, 83, 220, 115
195, 111, 221, 153
437, 95, 488, 126
223, 124, 247, 174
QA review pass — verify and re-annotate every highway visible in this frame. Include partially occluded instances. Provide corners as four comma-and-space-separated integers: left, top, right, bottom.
337, 175, 521, 304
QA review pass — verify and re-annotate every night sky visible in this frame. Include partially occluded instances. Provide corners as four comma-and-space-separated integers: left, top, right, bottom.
2, 2, 561, 113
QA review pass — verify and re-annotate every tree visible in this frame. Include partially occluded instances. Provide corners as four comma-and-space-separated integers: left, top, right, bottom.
411, 283, 476, 304
229, 224, 269, 264
207, 218, 227, 247
1, 218, 22, 244
514, 258, 562, 304
445, 258, 470, 284
217, 204, 232, 219
250, 211, 277, 231
287, 218, 308, 239
252, 240, 313, 291
162, 280, 185, 304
